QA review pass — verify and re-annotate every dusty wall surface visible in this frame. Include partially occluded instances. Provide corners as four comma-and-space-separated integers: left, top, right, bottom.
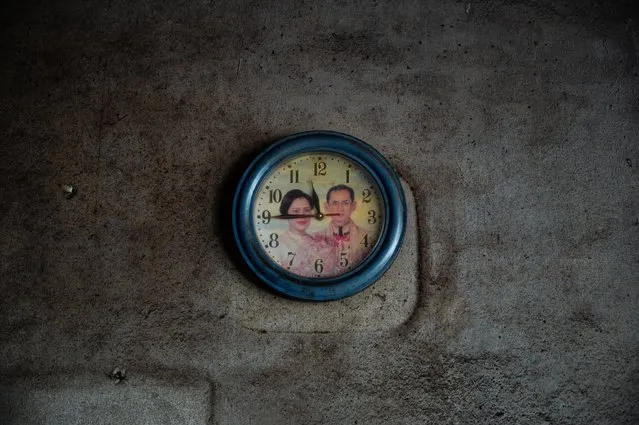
1, 0, 638, 423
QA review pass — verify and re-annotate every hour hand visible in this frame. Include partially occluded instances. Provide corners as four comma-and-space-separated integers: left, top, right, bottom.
310, 181, 322, 214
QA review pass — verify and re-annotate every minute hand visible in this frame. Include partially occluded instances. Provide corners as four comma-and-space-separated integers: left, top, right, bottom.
272, 213, 340, 219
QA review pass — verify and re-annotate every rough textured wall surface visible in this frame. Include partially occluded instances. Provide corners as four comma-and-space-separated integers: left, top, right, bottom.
1, 0, 638, 423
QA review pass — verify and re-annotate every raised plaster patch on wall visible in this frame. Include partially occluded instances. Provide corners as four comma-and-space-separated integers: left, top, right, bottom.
228, 179, 419, 332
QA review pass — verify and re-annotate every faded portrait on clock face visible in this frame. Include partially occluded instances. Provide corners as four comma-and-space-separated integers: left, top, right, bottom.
253, 153, 384, 278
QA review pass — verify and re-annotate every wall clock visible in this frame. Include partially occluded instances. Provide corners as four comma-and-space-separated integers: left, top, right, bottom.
232, 131, 406, 301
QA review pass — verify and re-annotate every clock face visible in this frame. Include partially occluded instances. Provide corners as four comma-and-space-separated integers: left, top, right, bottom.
252, 152, 385, 278
233, 131, 406, 300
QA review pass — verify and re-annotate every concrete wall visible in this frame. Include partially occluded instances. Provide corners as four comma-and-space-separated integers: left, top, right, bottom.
1, 0, 637, 423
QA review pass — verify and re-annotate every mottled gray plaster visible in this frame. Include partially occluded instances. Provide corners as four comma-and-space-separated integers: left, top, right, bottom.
1, 0, 638, 424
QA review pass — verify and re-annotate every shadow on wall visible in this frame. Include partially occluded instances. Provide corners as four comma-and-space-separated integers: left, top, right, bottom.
212, 136, 287, 298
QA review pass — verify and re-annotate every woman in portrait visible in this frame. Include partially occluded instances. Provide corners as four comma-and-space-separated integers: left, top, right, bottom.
276, 189, 336, 277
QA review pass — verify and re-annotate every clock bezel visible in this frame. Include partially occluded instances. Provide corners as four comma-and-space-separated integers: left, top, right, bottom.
232, 131, 406, 301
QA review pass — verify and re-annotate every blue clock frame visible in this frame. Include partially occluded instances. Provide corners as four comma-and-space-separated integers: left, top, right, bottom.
232, 131, 406, 301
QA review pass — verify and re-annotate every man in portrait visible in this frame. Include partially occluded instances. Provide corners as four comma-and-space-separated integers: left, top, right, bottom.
314, 184, 369, 270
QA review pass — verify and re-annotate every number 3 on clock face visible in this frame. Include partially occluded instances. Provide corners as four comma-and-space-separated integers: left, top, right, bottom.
233, 131, 406, 301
